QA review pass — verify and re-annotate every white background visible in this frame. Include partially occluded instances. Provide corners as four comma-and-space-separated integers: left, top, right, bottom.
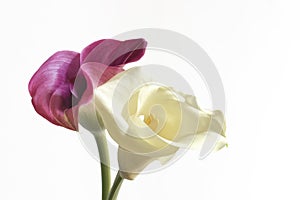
1, 0, 300, 199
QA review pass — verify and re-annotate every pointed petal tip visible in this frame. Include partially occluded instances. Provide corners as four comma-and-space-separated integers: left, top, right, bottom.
80, 38, 147, 66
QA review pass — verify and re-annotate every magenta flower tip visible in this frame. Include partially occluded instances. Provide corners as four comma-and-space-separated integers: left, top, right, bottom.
29, 38, 147, 131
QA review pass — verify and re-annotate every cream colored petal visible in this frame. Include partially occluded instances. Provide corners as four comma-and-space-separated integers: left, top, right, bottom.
171, 107, 227, 150
121, 83, 226, 150
78, 102, 104, 134
118, 147, 153, 180
94, 76, 178, 157
92, 66, 227, 179
118, 145, 179, 180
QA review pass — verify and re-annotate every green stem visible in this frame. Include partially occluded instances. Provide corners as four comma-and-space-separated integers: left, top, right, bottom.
108, 171, 124, 200
94, 133, 111, 200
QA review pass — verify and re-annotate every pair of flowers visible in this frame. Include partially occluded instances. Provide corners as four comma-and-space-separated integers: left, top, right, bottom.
29, 38, 226, 199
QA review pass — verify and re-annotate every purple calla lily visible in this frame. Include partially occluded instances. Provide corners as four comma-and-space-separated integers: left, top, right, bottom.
29, 39, 147, 131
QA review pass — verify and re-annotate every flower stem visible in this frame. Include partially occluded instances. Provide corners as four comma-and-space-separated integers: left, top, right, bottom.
108, 171, 124, 200
94, 133, 111, 200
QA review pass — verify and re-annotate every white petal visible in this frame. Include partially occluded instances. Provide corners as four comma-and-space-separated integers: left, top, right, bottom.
92, 66, 227, 178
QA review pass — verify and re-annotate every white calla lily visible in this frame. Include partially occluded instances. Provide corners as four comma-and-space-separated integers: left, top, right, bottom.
91, 66, 227, 179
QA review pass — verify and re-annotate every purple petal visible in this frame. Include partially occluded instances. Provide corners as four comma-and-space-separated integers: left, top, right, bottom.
80, 39, 147, 66
28, 51, 80, 130
75, 62, 124, 107
29, 38, 147, 131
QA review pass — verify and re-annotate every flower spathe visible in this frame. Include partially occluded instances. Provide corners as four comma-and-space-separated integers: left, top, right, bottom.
91, 67, 227, 180
28, 39, 147, 131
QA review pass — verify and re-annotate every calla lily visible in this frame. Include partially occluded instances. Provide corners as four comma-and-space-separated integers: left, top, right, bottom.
28, 39, 147, 131
91, 67, 227, 180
